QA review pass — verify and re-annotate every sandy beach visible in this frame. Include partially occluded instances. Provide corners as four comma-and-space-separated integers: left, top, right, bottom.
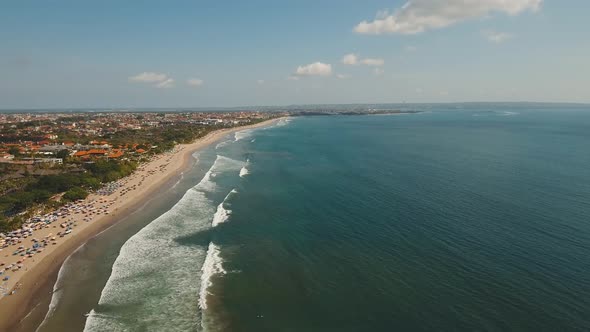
0, 118, 280, 332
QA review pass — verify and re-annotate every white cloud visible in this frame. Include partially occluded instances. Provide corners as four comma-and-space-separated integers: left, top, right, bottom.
342, 53, 358, 65
155, 78, 175, 89
129, 72, 169, 83
405, 45, 417, 52
257, 79, 265, 84
374, 68, 385, 76
129, 71, 176, 88
287, 75, 300, 81
483, 30, 512, 43
354, 0, 542, 35
294, 62, 332, 77
342, 54, 384, 66
336, 74, 350, 79
361, 58, 384, 66
187, 78, 204, 86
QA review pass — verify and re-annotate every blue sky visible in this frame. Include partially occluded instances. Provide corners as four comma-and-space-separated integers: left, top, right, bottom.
1, 0, 589, 108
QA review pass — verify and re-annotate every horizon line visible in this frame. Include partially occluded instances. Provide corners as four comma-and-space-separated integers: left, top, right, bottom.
1, 101, 590, 112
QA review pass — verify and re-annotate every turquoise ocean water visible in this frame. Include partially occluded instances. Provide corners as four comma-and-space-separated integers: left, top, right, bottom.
41, 105, 590, 331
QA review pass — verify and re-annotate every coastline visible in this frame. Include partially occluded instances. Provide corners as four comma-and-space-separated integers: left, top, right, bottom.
0, 118, 280, 332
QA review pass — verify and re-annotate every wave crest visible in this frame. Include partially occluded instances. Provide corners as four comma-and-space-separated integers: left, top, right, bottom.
211, 189, 237, 227
199, 242, 226, 310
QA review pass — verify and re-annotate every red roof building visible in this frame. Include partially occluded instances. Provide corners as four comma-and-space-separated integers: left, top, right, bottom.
73, 151, 89, 157
88, 149, 108, 155
108, 150, 124, 158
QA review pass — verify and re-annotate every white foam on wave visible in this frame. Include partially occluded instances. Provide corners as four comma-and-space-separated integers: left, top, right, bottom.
84, 155, 243, 332
198, 242, 226, 310
234, 129, 253, 141
84, 310, 118, 319
239, 158, 251, 178
199, 155, 242, 191
215, 140, 232, 149
239, 166, 249, 177
261, 117, 294, 131
170, 171, 184, 190
211, 203, 231, 227
35, 252, 74, 331
276, 117, 292, 127
211, 189, 237, 227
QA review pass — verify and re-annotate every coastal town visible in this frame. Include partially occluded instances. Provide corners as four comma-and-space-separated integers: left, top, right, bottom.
0, 110, 285, 298
0, 111, 283, 164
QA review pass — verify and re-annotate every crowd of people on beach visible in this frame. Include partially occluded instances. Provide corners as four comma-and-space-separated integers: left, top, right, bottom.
0, 197, 120, 295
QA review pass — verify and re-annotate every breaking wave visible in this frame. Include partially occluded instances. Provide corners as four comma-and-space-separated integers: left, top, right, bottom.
211, 189, 238, 227
215, 140, 232, 149
198, 243, 226, 310
35, 252, 73, 331
239, 158, 251, 178
234, 129, 253, 141
239, 166, 249, 177
276, 117, 292, 127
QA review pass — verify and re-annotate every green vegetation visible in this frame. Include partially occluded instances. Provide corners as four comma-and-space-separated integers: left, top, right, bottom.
102, 120, 266, 155
8, 146, 20, 156
0, 159, 137, 232
63, 186, 89, 201
0, 176, 36, 196
56, 149, 70, 159
0, 215, 22, 233
102, 123, 221, 153
85, 160, 137, 182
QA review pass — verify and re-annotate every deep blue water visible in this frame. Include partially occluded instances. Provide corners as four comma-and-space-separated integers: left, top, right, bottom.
84, 106, 590, 331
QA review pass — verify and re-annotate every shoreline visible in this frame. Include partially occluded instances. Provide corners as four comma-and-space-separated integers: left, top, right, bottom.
0, 118, 280, 332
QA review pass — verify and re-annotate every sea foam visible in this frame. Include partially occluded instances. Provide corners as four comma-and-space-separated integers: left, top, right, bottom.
84, 155, 242, 332
239, 158, 251, 178
215, 140, 232, 149
35, 252, 73, 330
276, 117, 292, 127
234, 129, 253, 141
198, 242, 226, 310
239, 166, 249, 177
211, 189, 237, 227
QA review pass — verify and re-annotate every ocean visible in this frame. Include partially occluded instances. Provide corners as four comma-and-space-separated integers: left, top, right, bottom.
37, 105, 590, 331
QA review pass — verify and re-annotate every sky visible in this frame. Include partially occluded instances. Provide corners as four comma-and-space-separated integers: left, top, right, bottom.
1, 0, 589, 108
